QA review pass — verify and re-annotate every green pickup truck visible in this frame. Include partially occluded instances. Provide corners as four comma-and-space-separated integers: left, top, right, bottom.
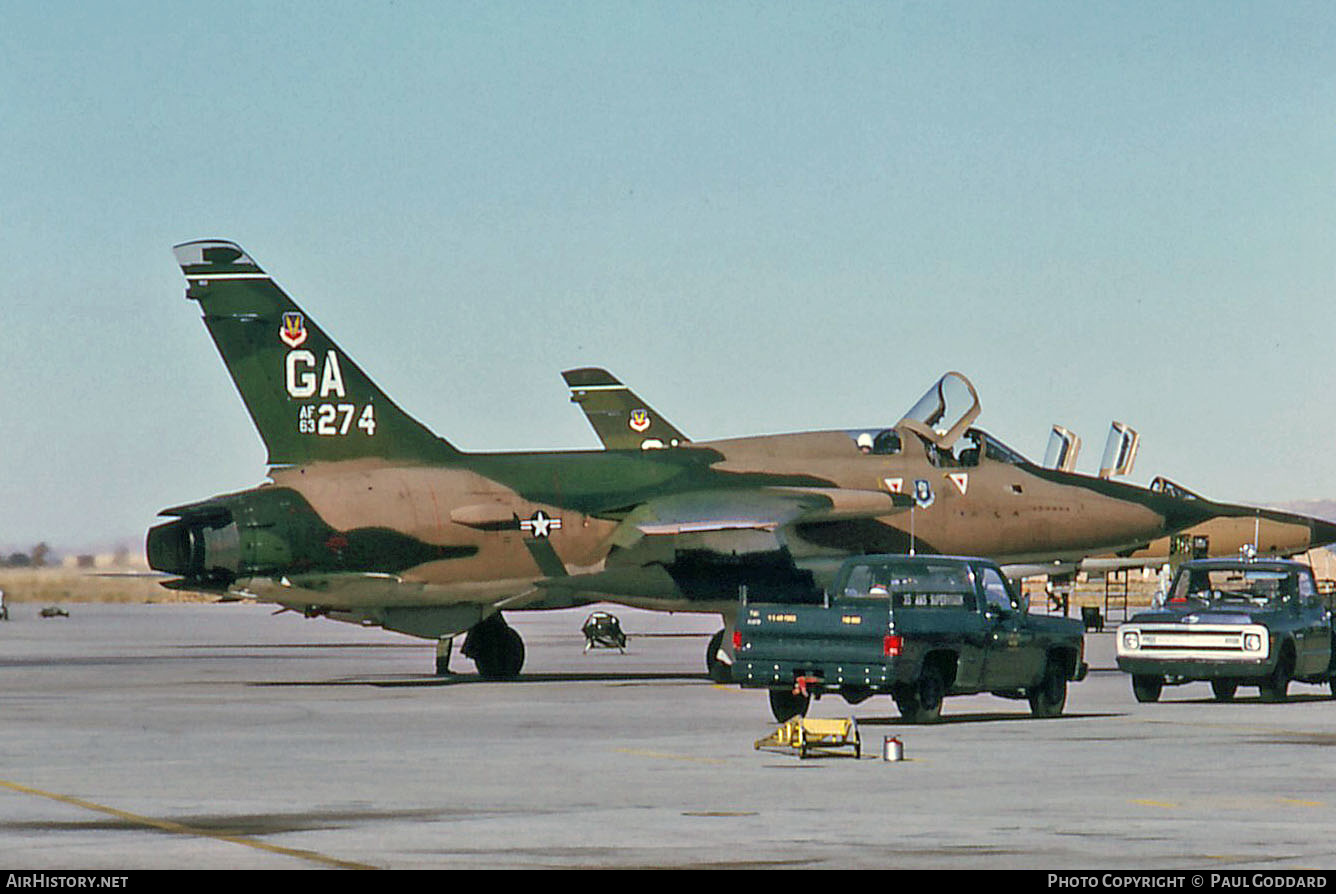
733, 554, 1088, 722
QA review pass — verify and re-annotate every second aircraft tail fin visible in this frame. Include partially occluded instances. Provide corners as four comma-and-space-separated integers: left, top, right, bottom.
562, 367, 689, 450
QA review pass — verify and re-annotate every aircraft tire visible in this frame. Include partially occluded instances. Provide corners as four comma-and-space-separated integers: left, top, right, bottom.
464, 615, 525, 681
706, 629, 732, 683
1132, 675, 1163, 703
769, 689, 810, 722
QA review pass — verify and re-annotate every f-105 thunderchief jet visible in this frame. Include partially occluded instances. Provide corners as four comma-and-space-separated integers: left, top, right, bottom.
149, 241, 1336, 680
565, 370, 1336, 581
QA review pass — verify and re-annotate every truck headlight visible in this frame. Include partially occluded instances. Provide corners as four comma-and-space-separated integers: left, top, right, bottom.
1243, 633, 1262, 652
1122, 631, 1140, 651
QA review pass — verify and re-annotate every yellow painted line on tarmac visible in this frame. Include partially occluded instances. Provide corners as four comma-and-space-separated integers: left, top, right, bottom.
615, 748, 729, 765
0, 778, 377, 870
1132, 795, 1325, 812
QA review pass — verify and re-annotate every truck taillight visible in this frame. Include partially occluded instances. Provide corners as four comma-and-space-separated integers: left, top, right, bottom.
883, 634, 902, 657
732, 630, 743, 650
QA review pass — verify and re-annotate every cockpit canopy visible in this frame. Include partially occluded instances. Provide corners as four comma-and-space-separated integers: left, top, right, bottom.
1149, 477, 1202, 501
1043, 425, 1082, 472
1098, 421, 1139, 479
897, 371, 981, 449
846, 372, 1032, 468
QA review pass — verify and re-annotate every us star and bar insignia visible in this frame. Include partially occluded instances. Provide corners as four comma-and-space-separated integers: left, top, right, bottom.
520, 510, 563, 539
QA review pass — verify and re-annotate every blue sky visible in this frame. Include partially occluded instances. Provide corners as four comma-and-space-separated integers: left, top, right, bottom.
1, 1, 1333, 551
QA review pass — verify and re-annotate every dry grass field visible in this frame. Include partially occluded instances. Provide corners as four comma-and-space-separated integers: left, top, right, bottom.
2, 565, 1158, 609
0, 568, 215, 604
2, 549, 1330, 609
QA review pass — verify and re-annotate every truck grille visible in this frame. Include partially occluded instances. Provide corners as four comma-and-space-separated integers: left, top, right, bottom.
1118, 624, 1269, 661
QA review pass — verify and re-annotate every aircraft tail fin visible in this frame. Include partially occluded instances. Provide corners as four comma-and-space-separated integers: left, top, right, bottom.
174, 240, 459, 466
562, 367, 690, 450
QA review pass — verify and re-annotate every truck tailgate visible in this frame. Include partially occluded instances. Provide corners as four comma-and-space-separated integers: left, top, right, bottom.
736, 603, 891, 686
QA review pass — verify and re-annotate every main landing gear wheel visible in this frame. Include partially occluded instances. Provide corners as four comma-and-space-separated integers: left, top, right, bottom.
768, 689, 810, 722
706, 629, 732, 683
435, 637, 454, 676
462, 614, 525, 680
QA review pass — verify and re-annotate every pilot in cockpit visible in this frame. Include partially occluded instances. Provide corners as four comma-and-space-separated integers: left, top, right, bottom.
871, 429, 901, 455
956, 431, 982, 467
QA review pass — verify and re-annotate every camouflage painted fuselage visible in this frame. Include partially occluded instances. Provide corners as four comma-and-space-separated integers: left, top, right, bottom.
152, 424, 1242, 640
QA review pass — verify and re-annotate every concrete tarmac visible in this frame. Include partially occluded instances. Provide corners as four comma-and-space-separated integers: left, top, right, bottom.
1, 601, 1334, 869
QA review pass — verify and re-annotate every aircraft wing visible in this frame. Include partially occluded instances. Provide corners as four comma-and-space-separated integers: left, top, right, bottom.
541, 486, 913, 603
999, 561, 1080, 580
608, 486, 913, 548
1001, 556, 1172, 581
1077, 556, 1168, 574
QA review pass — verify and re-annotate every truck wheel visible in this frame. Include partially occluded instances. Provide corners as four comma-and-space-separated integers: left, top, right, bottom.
769, 689, 810, 722
1028, 662, 1067, 718
1132, 675, 1163, 703
893, 688, 922, 722
1210, 680, 1238, 702
910, 666, 945, 723
705, 629, 731, 683
1259, 653, 1292, 703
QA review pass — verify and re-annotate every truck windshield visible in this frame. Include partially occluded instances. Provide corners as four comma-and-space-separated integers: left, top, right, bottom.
1167, 567, 1301, 608
841, 561, 977, 610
